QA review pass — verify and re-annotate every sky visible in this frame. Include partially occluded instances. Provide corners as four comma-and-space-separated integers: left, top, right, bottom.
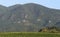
0, 0, 60, 9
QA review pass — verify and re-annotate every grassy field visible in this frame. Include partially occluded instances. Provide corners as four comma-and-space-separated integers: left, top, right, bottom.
0, 32, 60, 37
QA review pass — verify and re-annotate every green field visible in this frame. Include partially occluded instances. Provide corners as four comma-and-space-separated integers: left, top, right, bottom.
0, 32, 60, 37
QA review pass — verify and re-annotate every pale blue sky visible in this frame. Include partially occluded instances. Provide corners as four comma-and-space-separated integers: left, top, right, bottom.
0, 0, 60, 9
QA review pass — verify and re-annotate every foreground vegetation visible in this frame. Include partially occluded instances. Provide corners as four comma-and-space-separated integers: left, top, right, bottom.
0, 32, 60, 37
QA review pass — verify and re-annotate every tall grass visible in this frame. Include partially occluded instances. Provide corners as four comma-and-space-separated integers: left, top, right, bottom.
0, 32, 60, 37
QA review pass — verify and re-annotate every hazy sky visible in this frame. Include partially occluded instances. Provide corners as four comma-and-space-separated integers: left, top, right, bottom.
0, 0, 60, 9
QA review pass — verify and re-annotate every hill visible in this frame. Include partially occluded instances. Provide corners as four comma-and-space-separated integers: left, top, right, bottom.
0, 3, 60, 32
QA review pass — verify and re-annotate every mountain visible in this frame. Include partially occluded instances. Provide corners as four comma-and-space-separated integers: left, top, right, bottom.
0, 3, 60, 32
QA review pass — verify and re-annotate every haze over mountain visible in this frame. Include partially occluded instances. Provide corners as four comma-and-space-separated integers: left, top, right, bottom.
0, 3, 60, 32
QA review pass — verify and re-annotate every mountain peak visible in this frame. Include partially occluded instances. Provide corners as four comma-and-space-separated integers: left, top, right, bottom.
24, 3, 41, 6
